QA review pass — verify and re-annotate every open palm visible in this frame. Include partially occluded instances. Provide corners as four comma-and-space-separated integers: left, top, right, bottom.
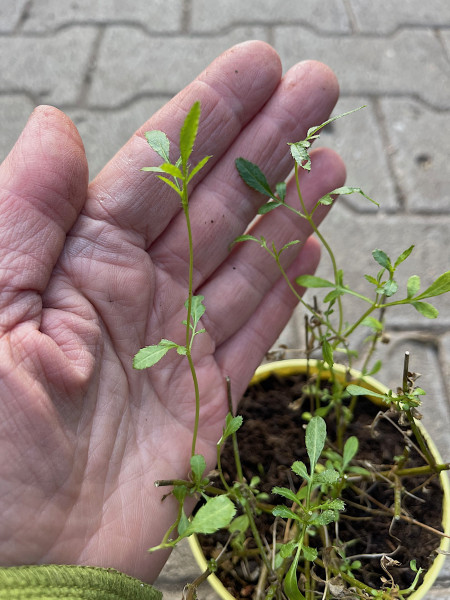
0, 41, 345, 583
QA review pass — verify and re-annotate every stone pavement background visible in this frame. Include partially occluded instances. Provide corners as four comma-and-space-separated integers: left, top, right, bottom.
0, 1, 449, 598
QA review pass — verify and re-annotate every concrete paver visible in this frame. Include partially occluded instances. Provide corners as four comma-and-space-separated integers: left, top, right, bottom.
0, 2, 449, 598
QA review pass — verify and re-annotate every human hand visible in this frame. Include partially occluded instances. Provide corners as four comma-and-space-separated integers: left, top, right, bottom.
0, 41, 345, 583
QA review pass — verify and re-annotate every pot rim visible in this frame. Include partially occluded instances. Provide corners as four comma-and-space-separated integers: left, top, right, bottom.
188, 359, 450, 600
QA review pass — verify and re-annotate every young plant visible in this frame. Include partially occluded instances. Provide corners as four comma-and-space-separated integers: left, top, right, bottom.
135, 103, 450, 600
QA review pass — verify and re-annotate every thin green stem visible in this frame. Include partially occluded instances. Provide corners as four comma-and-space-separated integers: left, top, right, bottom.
182, 185, 201, 458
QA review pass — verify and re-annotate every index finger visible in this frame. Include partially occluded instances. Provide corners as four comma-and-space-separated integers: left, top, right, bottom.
85, 41, 283, 245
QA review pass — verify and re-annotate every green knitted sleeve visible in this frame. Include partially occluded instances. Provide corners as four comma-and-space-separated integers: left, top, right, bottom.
0, 564, 162, 600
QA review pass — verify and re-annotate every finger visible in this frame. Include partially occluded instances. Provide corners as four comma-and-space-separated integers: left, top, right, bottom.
0, 106, 88, 331
85, 41, 283, 244
150, 59, 340, 287
215, 236, 322, 408
199, 147, 346, 347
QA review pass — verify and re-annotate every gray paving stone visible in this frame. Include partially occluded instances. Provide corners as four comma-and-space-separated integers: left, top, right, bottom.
68, 97, 169, 180
0, 0, 27, 32
274, 27, 450, 109
21, 0, 183, 32
190, 0, 351, 33
440, 333, 450, 401
349, 0, 450, 33
440, 29, 450, 60
379, 99, 450, 214
0, 95, 35, 163
88, 26, 268, 107
0, 27, 98, 105
315, 96, 398, 213
312, 209, 450, 330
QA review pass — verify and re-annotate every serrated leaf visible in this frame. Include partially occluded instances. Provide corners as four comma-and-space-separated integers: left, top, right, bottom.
157, 162, 183, 179
157, 175, 182, 196
272, 486, 301, 505
180, 101, 201, 172
412, 301, 439, 319
232, 234, 261, 246
326, 498, 345, 511
187, 154, 211, 183
189, 295, 206, 323
190, 454, 206, 483
182, 496, 236, 537
295, 275, 335, 288
302, 546, 318, 561
378, 279, 398, 297
407, 275, 421, 298
306, 416, 326, 473
291, 461, 309, 480
343, 436, 358, 469
279, 541, 297, 559
235, 157, 275, 198
327, 186, 378, 207
315, 468, 339, 484
258, 201, 282, 215
279, 240, 302, 254
372, 249, 391, 271
272, 505, 301, 521
414, 271, 450, 299
394, 245, 415, 268
223, 413, 243, 438
289, 141, 311, 170
145, 130, 170, 162
133, 339, 178, 369
305, 106, 365, 140
312, 509, 338, 526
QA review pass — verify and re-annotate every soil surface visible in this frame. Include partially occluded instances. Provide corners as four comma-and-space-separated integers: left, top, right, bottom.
199, 372, 445, 599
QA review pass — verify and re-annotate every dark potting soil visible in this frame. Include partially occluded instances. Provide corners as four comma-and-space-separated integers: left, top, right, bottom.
198, 372, 445, 599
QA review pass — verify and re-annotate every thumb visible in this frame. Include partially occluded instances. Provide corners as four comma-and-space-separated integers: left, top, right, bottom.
0, 106, 88, 332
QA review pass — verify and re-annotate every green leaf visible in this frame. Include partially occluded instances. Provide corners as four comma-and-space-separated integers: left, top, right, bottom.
157, 175, 182, 196
182, 495, 236, 537
291, 461, 309, 480
302, 546, 318, 561
325, 186, 378, 207
276, 181, 287, 200
232, 234, 260, 246
156, 162, 183, 179
289, 141, 311, 170
190, 295, 206, 323
190, 454, 206, 483
315, 468, 339, 484
372, 249, 392, 271
272, 505, 301, 521
133, 339, 178, 369
412, 301, 439, 319
306, 106, 366, 140
223, 413, 243, 438
145, 130, 170, 162
346, 384, 385, 400
343, 436, 358, 469
284, 546, 306, 600
414, 271, 450, 299
394, 245, 415, 268
325, 498, 346, 512
257, 200, 283, 215
228, 514, 249, 534
364, 274, 379, 286
321, 338, 334, 367
407, 275, 421, 298
279, 541, 297, 559
279, 240, 302, 254
272, 486, 301, 505
306, 416, 326, 474
235, 157, 275, 198
367, 359, 382, 376
312, 509, 338, 526
187, 154, 211, 183
177, 510, 190, 537
378, 279, 398, 297
180, 101, 201, 172
295, 275, 335, 288
361, 316, 383, 331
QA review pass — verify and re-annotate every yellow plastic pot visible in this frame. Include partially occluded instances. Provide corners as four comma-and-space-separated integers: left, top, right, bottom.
189, 359, 450, 600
